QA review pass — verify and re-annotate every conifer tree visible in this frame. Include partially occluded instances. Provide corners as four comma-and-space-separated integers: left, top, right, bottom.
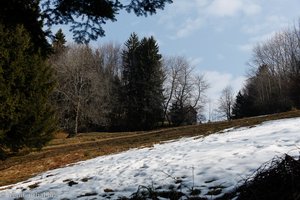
122, 33, 141, 130
52, 29, 67, 54
121, 33, 164, 130
0, 25, 56, 155
137, 36, 164, 129
232, 91, 247, 119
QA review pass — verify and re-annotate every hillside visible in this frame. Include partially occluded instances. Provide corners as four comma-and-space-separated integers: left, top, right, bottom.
0, 110, 299, 190
0, 111, 299, 199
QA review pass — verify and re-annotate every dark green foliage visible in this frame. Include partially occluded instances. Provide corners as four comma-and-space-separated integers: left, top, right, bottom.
232, 91, 247, 119
169, 102, 185, 126
0, 0, 51, 56
42, 0, 172, 43
0, 0, 173, 142
231, 90, 256, 119
289, 75, 300, 108
232, 65, 292, 119
169, 102, 197, 126
234, 23, 300, 119
122, 33, 164, 130
289, 62, 300, 109
0, 25, 56, 154
137, 36, 165, 129
121, 33, 141, 130
107, 75, 126, 130
0, 1, 172, 50
52, 29, 67, 54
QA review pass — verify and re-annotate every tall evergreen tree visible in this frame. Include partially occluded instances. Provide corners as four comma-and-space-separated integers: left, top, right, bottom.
0, 25, 56, 155
137, 36, 164, 129
121, 33, 164, 130
122, 33, 141, 130
289, 60, 300, 109
52, 29, 67, 54
232, 91, 249, 119
232, 82, 259, 119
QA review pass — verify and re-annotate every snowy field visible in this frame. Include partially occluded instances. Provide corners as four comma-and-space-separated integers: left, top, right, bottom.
0, 117, 299, 199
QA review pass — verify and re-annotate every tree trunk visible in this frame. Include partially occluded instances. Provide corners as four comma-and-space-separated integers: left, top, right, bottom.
74, 100, 80, 136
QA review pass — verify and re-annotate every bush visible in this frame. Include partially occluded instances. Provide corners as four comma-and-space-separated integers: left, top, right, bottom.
218, 154, 300, 200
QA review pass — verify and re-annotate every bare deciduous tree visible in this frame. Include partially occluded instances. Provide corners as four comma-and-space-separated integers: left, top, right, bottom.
218, 86, 234, 120
50, 43, 122, 135
51, 45, 98, 135
162, 56, 185, 124
247, 20, 300, 111
163, 56, 209, 125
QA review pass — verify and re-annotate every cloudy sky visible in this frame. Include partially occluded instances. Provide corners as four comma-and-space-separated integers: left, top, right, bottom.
60, 0, 300, 116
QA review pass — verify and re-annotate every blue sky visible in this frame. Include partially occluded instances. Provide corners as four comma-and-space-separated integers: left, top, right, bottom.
58, 0, 300, 115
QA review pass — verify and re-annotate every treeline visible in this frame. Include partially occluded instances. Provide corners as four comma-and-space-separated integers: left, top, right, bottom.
0, 25, 207, 158
49, 32, 208, 135
0, 0, 173, 158
232, 23, 300, 118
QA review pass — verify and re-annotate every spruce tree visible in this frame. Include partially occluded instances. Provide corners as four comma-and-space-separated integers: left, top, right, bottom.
52, 29, 67, 54
121, 34, 164, 130
122, 33, 141, 130
137, 36, 164, 129
232, 91, 247, 119
0, 25, 56, 155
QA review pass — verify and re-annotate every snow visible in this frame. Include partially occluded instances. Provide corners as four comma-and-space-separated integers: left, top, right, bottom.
0, 117, 300, 199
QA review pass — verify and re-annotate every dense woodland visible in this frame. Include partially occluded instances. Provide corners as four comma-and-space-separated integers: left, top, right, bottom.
0, 0, 173, 157
50, 31, 208, 135
0, 0, 299, 158
232, 23, 300, 119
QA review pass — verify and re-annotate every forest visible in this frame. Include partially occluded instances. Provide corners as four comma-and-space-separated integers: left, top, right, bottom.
232, 23, 300, 118
49, 31, 208, 135
0, 0, 299, 159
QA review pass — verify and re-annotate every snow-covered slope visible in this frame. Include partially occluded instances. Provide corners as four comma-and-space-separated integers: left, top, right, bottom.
0, 118, 299, 199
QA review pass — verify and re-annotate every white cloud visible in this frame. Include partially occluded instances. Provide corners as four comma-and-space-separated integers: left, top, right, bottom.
199, 70, 246, 120
169, 1, 196, 14
189, 56, 204, 67
175, 18, 203, 38
206, 0, 243, 17
238, 31, 279, 53
242, 3, 261, 16
241, 15, 289, 35
238, 15, 291, 53
158, 1, 198, 26
238, 43, 254, 52
160, 0, 262, 39
203, 70, 246, 101
206, 0, 261, 17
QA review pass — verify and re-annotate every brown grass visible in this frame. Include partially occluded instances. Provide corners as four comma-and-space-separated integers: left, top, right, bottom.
0, 110, 299, 188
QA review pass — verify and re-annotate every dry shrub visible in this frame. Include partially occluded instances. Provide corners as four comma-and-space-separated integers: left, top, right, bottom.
219, 154, 300, 200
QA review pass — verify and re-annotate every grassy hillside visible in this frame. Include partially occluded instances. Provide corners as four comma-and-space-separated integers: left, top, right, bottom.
0, 110, 300, 188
